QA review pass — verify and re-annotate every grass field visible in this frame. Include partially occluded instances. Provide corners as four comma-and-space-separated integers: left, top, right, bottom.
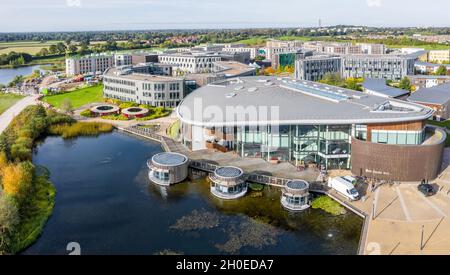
386, 44, 450, 50
0, 40, 64, 55
0, 93, 24, 114
42, 84, 104, 109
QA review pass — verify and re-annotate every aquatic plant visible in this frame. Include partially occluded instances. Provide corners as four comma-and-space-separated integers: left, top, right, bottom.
170, 209, 220, 231
248, 183, 264, 191
153, 249, 184, 255
48, 122, 113, 139
311, 196, 346, 216
215, 217, 280, 254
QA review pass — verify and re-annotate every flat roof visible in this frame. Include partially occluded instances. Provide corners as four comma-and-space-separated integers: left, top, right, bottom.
152, 152, 188, 166
215, 166, 243, 178
214, 61, 255, 76
177, 76, 433, 127
363, 78, 410, 98
408, 83, 450, 105
104, 67, 182, 82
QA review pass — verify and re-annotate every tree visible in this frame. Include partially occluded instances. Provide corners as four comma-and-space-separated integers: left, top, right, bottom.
37, 48, 49, 57
68, 44, 78, 54
0, 162, 33, 200
48, 44, 58, 55
55, 42, 67, 54
399, 77, 412, 91
319, 72, 345, 87
0, 191, 19, 253
436, 65, 449, 76
60, 98, 73, 114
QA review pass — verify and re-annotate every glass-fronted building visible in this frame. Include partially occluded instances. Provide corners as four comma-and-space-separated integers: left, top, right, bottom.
177, 76, 444, 181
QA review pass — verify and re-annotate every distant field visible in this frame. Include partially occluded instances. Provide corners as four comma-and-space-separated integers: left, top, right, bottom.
276, 36, 313, 42
0, 93, 24, 115
42, 84, 103, 109
0, 40, 63, 55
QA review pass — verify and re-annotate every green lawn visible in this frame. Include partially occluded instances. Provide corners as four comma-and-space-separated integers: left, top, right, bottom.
0, 93, 24, 115
42, 84, 104, 109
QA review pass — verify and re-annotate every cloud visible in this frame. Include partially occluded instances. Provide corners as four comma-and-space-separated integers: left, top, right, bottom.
366, 0, 382, 8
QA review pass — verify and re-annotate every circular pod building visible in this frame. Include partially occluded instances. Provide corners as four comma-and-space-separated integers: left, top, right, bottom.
209, 166, 247, 199
90, 104, 120, 117
122, 107, 149, 119
281, 180, 310, 211
148, 152, 189, 186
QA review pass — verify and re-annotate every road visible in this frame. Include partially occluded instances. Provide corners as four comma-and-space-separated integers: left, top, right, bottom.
0, 95, 39, 134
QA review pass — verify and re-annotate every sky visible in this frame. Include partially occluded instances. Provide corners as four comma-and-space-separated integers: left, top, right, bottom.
1, 0, 450, 32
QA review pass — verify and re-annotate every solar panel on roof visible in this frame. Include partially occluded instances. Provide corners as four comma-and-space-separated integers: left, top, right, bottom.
215, 167, 243, 178
152, 153, 187, 166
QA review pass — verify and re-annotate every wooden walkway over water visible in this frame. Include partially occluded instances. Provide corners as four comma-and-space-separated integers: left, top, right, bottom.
119, 125, 369, 254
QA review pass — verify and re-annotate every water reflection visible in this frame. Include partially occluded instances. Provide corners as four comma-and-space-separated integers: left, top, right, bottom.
25, 132, 362, 255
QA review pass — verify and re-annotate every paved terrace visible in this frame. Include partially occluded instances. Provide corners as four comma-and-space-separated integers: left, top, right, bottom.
350, 149, 450, 255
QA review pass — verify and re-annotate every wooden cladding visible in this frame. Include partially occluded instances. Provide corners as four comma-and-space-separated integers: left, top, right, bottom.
367, 120, 425, 141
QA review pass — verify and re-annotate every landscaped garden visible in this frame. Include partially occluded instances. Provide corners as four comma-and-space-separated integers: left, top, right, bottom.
82, 100, 172, 121
0, 93, 24, 115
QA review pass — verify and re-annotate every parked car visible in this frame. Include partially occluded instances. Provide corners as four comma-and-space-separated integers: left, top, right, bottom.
418, 183, 434, 197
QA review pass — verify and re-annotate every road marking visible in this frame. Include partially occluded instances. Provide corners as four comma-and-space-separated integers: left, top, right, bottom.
412, 187, 448, 218
395, 187, 412, 222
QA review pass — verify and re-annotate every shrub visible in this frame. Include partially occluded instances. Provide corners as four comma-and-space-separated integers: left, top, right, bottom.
101, 114, 129, 121
80, 109, 93, 118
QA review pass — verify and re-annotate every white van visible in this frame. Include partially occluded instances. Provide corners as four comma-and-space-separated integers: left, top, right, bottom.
328, 177, 359, 201
342, 176, 357, 185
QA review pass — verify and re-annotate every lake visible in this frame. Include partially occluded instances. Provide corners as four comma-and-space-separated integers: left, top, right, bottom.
24, 131, 362, 255
0, 64, 49, 85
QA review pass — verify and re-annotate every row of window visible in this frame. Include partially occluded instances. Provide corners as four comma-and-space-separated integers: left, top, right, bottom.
371, 129, 425, 145
104, 77, 135, 87
104, 85, 136, 95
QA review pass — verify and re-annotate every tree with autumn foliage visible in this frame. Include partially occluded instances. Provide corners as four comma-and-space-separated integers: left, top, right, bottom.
0, 162, 34, 202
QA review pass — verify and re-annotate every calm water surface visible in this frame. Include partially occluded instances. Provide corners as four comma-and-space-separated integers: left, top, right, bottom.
0, 64, 49, 85
24, 131, 362, 255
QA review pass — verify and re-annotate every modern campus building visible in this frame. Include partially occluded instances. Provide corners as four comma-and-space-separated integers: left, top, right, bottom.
408, 83, 450, 121
222, 44, 258, 59
295, 54, 342, 81
414, 61, 450, 75
427, 50, 450, 64
158, 52, 222, 74
185, 61, 256, 86
114, 54, 132, 67
103, 66, 185, 107
66, 54, 114, 76
177, 76, 445, 181
341, 54, 416, 80
302, 41, 386, 55
408, 75, 450, 89
148, 152, 189, 186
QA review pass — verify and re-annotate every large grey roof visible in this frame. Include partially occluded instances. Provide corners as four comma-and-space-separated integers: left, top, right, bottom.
177, 76, 433, 127
408, 83, 450, 105
363, 78, 410, 98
